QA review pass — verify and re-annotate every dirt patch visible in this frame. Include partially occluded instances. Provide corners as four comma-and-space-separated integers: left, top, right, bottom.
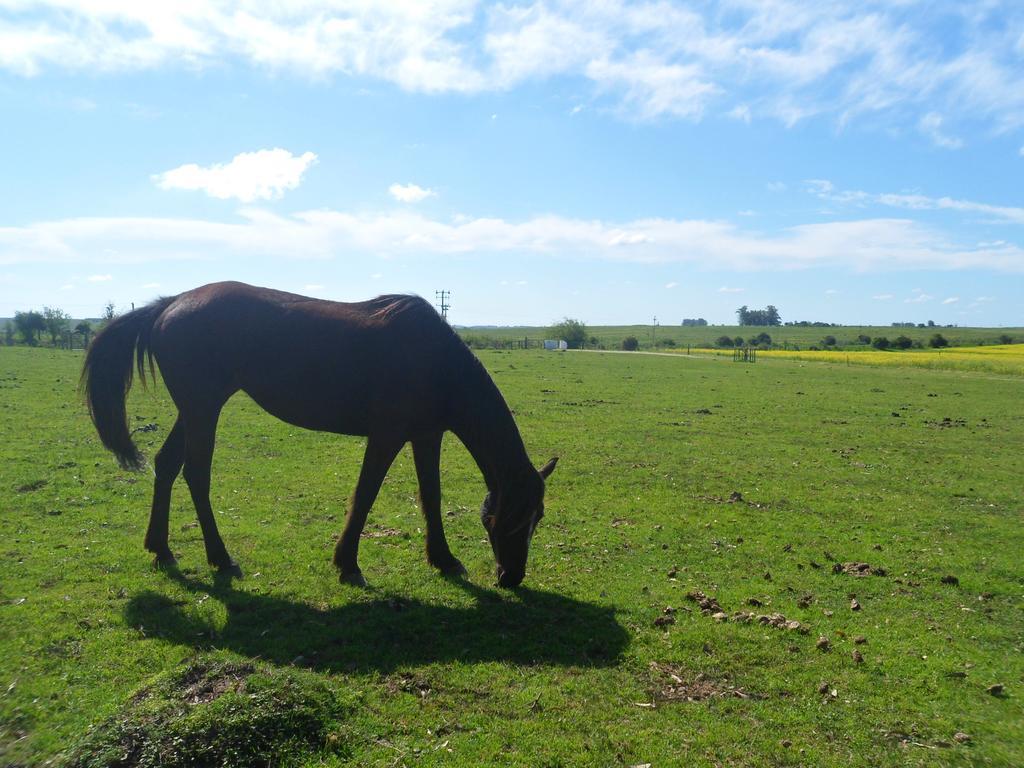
15, 479, 47, 493
69, 657, 349, 768
384, 671, 433, 698
832, 562, 887, 577
649, 662, 758, 703
361, 526, 407, 539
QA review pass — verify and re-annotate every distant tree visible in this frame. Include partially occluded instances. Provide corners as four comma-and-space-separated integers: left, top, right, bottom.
927, 320, 935, 327
857, 334, 871, 345
715, 335, 734, 348
997, 334, 1013, 345
872, 336, 891, 350
3, 324, 12, 346
733, 336, 745, 347
14, 310, 45, 346
103, 301, 116, 321
894, 335, 913, 350
928, 333, 949, 348
656, 338, 676, 348
42, 306, 71, 347
588, 335, 600, 349
75, 320, 93, 348
621, 336, 639, 351
737, 305, 781, 326
822, 335, 837, 347
752, 332, 772, 347
549, 317, 587, 350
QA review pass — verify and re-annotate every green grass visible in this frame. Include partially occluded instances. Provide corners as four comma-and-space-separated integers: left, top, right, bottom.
1, 346, 1022, 766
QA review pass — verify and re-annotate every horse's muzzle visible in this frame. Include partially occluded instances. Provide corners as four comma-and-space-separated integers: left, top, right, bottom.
496, 566, 524, 589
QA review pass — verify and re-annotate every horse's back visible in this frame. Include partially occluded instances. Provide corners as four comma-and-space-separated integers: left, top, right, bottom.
150, 282, 456, 436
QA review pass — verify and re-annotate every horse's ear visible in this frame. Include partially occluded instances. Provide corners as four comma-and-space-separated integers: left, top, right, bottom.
538, 457, 558, 479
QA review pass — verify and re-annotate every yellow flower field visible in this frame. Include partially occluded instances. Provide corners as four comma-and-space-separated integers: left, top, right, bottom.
685, 344, 1024, 376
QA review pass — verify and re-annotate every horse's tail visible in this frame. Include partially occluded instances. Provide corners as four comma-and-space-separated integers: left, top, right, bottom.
80, 296, 177, 470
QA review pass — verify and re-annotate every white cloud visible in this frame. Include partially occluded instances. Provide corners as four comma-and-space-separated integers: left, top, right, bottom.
388, 183, 436, 203
808, 182, 1024, 225
153, 149, 317, 202
905, 293, 933, 303
718, 286, 744, 293
919, 112, 963, 150
87, 273, 112, 282
2, 207, 1023, 275
141, 282, 160, 289
943, 297, 959, 304
728, 104, 751, 123
5, 2, 1020, 133
825, 288, 838, 294
665, 281, 678, 289
873, 294, 894, 300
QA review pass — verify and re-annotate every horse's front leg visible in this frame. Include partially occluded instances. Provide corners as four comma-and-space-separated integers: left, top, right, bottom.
335, 434, 404, 587
413, 433, 466, 578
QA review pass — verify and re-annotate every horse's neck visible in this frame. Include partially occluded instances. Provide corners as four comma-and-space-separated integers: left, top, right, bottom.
449, 357, 531, 493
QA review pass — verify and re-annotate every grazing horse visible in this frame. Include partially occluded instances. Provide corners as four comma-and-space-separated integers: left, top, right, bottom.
81, 281, 556, 588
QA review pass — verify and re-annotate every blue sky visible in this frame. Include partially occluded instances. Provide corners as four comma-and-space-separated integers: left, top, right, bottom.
1, 1, 1022, 326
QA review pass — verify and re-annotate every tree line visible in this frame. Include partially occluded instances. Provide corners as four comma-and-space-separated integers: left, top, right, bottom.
4, 302, 115, 347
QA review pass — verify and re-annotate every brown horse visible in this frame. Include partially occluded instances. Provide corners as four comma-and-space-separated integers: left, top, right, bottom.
81, 281, 556, 588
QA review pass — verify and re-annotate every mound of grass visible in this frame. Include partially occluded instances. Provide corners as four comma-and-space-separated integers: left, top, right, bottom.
66, 657, 350, 768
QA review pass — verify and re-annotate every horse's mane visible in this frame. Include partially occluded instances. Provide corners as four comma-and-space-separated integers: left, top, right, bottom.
367, 294, 438, 322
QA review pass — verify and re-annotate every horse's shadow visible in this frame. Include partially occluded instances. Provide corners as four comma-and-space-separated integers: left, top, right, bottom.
124, 571, 629, 673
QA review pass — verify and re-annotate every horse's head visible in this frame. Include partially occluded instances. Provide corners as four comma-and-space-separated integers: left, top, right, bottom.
480, 457, 558, 588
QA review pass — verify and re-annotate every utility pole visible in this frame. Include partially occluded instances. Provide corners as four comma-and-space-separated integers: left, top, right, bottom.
652, 315, 658, 345
435, 290, 450, 321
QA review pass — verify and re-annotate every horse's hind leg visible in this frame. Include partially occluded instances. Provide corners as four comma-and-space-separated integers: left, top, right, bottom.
181, 406, 239, 575
413, 433, 466, 577
334, 434, 404, 587
144, 416, 184, 566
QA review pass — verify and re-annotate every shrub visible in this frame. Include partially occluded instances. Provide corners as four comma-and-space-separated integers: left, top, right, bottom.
656, 338, 676, 348
621, 336, 639, 351
715, 335, 734, 348
894, 335, 913, 350
733, 336, 744, 347
857, 334, 871, 345
549, 318, 587, 349
929, 333, 949, 348
872, 336, 891, 350
822, 335, 837, 347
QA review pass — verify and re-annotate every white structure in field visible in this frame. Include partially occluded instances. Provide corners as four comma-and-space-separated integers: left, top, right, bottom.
544, 339, 568, 350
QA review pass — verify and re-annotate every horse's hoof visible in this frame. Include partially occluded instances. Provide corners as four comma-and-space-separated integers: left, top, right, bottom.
152, 553, 178, 569
214, 560, 243, 579
439, 559, 468, 579
340, 571, 368, 588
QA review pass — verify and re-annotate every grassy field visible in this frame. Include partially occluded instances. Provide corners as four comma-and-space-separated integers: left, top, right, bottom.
673, 345, 1024, 377
1, 346, 1022, 766
459, 324, 1024, 351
